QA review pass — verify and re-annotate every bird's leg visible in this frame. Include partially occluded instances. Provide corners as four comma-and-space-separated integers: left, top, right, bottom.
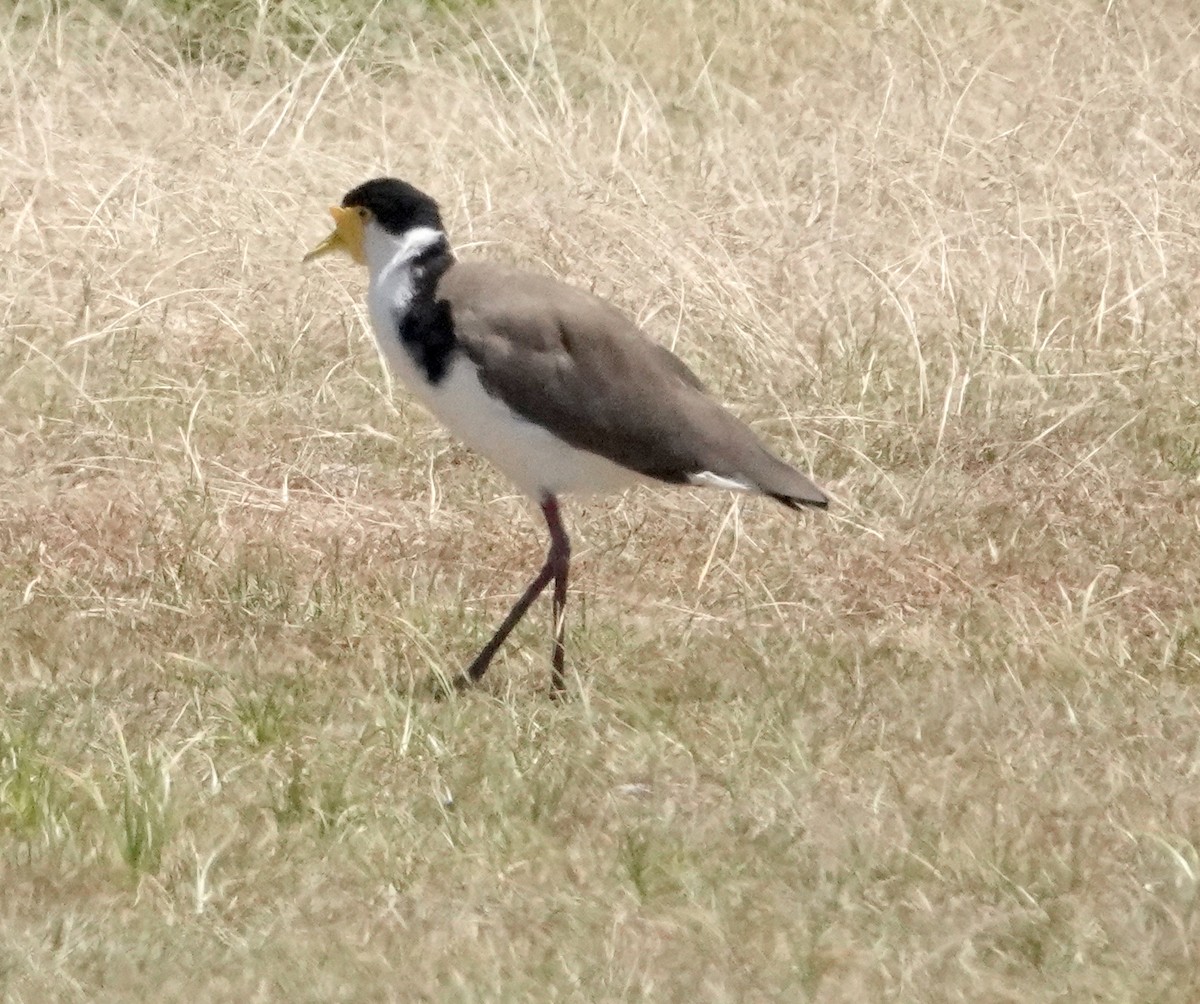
460, 561, 553, 686
460, 496, 571, 691
546, 498, 571, 695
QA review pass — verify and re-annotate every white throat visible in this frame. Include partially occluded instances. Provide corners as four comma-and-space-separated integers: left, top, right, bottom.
362, 223, 449, 396
361, 223, 446, 281
362, 222, 447, 338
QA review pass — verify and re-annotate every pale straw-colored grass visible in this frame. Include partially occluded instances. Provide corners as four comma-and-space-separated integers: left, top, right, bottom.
2, 0, 1199, 1000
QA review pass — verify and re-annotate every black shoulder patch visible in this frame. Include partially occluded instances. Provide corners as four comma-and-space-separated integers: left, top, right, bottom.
394, 245, 457, 384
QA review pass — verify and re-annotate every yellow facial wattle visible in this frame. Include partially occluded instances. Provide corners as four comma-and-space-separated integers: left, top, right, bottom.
303, 205, 366, 265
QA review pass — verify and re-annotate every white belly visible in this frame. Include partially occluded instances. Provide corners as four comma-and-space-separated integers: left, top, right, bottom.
366, 306, 638, 498
426, 358, 641, 498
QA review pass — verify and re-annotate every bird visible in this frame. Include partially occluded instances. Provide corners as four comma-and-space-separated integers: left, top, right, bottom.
304, 177, 827, 694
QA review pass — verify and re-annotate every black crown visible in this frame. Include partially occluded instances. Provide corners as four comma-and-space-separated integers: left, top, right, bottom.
341, 178, 444, 235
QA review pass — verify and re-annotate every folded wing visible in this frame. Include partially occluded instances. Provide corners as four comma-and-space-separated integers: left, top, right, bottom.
439, 263, 828, 509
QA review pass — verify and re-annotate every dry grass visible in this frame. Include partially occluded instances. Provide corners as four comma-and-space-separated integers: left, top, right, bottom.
2, 0, 1200, 999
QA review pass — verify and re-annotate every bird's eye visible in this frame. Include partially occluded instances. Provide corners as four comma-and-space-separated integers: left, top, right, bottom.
357, 207, 368, 219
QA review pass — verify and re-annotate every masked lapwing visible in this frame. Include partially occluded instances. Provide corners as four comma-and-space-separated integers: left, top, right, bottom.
304, 177, 827, 694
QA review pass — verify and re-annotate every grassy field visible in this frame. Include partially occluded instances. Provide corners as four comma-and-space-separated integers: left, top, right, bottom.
3, 0, 1199, 999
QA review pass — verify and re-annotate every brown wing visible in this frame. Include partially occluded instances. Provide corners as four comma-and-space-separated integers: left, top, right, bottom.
438, 262, 827, 508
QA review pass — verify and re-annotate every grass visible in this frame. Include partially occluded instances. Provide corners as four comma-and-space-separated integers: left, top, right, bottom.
2, 0, 1200, 999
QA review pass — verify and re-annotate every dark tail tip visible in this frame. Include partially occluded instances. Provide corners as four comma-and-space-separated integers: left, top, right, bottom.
768, 491, 829, 512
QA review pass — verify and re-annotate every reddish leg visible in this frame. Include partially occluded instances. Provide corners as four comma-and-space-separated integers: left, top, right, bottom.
461, 496, 572, 693
549, 512, 570, 695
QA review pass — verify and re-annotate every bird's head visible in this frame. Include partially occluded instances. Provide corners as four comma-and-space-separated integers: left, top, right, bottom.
303, 177, 445, 266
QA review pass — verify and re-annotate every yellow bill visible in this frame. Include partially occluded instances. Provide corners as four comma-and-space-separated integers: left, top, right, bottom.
302, 206, 367, 264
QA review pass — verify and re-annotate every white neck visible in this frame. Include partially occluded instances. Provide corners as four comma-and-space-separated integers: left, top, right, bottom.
361, 223, 446, 280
